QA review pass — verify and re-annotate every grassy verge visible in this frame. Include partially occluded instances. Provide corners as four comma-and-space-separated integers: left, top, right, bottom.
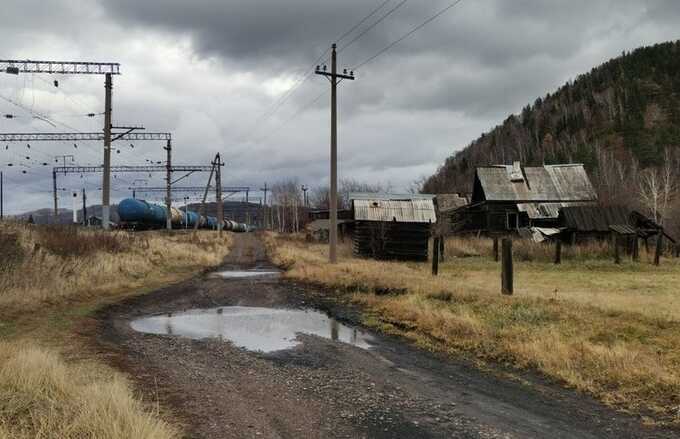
265, 232, 680, 426
0, 222, 232, 438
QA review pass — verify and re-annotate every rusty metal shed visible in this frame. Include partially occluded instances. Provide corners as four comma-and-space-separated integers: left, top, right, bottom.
351, 195, 435, 261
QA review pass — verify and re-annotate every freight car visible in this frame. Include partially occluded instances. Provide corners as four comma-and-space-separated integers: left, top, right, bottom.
117, 198, 252, 232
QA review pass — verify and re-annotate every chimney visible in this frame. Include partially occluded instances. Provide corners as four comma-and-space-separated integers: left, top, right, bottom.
509, 161, 524, 182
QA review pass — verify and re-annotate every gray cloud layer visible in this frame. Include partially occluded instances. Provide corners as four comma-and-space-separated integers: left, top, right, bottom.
0, 0, 679, 213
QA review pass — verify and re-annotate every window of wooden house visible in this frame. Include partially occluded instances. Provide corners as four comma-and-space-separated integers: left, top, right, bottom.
506, 212, 518, 230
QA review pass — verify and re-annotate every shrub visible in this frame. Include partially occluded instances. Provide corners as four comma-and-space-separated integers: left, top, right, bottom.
32, 226, 136, 257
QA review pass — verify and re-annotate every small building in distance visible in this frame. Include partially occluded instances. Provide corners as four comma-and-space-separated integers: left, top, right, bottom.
434, 193, 469, 235
451, 162, 597, 235
350, 193, 436, 261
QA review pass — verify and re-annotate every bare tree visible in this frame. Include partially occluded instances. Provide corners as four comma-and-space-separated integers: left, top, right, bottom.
271, 179, 304, 233
311, 179, 392, 210
637, 148, 677, 225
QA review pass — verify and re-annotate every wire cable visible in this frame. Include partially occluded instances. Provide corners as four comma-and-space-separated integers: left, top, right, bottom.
352, 0, 466, 71
338, 0, 409, 53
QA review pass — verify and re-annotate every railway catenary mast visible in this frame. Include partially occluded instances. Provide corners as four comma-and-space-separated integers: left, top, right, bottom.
0, 132, 172, 220
1, 60, 121, 229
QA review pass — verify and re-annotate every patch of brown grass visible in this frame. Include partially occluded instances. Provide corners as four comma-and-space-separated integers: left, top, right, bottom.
0, 342, 179, 438
0, 222, 232, 314
0, 221, 233, 438
265, 232, 680, 425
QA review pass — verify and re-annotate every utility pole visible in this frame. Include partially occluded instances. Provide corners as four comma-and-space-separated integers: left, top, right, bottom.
72, 192, 78, 224
315, 44, 355, 263
261, 182, 268, 230
82, 188, 87, 226
301, 185, 309, 208
102, 73, 113, 230
214, 154, 223, 234
164, 139, 172, 230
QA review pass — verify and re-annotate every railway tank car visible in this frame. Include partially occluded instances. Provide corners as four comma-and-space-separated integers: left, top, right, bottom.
118, 198, 253, 232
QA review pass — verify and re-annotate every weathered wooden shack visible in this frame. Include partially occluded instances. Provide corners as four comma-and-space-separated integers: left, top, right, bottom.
559, 205, 631, 242
351, 195, 436, 261
452, 162, 597, 234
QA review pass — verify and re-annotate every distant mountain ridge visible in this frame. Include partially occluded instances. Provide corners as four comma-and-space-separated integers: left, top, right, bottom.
423, 40, 680, 194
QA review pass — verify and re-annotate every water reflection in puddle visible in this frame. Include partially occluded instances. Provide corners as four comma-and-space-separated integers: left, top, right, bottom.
130, 306, 374, 353
211, 270, 281, 279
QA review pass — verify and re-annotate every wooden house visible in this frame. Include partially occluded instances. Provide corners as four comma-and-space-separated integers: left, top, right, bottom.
351, 194, 436, 261
451, 162, 597, 234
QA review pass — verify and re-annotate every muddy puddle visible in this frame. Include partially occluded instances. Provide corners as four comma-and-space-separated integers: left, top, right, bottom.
130, 306, 374, 352
210, 269, 281, 279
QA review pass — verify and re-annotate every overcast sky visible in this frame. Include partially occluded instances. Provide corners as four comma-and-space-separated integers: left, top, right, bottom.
0, 0, 679, 214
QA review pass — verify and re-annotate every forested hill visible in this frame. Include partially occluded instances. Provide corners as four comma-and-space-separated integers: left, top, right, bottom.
422, 40, 680, 194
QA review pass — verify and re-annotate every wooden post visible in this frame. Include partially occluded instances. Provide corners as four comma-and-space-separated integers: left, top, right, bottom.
439, 235, 445, 262
632, 237, 639, 262
654, 233, 663, 266
493, 236, 499, 262
501, 238, 513, 295
614, 235, 621, 264
554, 240, 562, 265
432, 237, 440, 276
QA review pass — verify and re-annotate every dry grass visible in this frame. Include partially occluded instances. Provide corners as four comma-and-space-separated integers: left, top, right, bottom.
0, 342, 179, 439
0, 222, 231, 314
0, 221, 233, 439
265, 233, 680, 425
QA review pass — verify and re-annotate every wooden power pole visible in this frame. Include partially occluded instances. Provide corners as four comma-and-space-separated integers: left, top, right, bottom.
315, 44, 355, 263
261, 182, 268, 229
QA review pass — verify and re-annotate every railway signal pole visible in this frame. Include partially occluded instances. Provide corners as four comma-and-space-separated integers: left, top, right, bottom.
315, 44, 355, 263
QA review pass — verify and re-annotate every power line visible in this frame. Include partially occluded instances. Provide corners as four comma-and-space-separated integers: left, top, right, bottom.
253, 88, 328, 145
239, 0, 403, 144
334, 0, 393, 44
352, 0, 466, 71
338, 0, 409, 53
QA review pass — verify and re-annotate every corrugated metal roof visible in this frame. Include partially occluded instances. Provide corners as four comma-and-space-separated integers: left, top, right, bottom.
609, 224, 637, 235
435, 194, 469, 212
560, 205, 630, 232
518, 201, 595, 219
349, 192, 435, 201
530, 227, 564, 242
475, 164, 597, 203
352, 199, 436, 223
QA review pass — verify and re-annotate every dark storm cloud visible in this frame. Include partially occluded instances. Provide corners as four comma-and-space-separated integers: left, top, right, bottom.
2, 0, 680, 214
98, 0, 678, 119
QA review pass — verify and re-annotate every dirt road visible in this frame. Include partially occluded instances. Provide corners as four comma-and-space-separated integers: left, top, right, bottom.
95, 234, 674, 438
